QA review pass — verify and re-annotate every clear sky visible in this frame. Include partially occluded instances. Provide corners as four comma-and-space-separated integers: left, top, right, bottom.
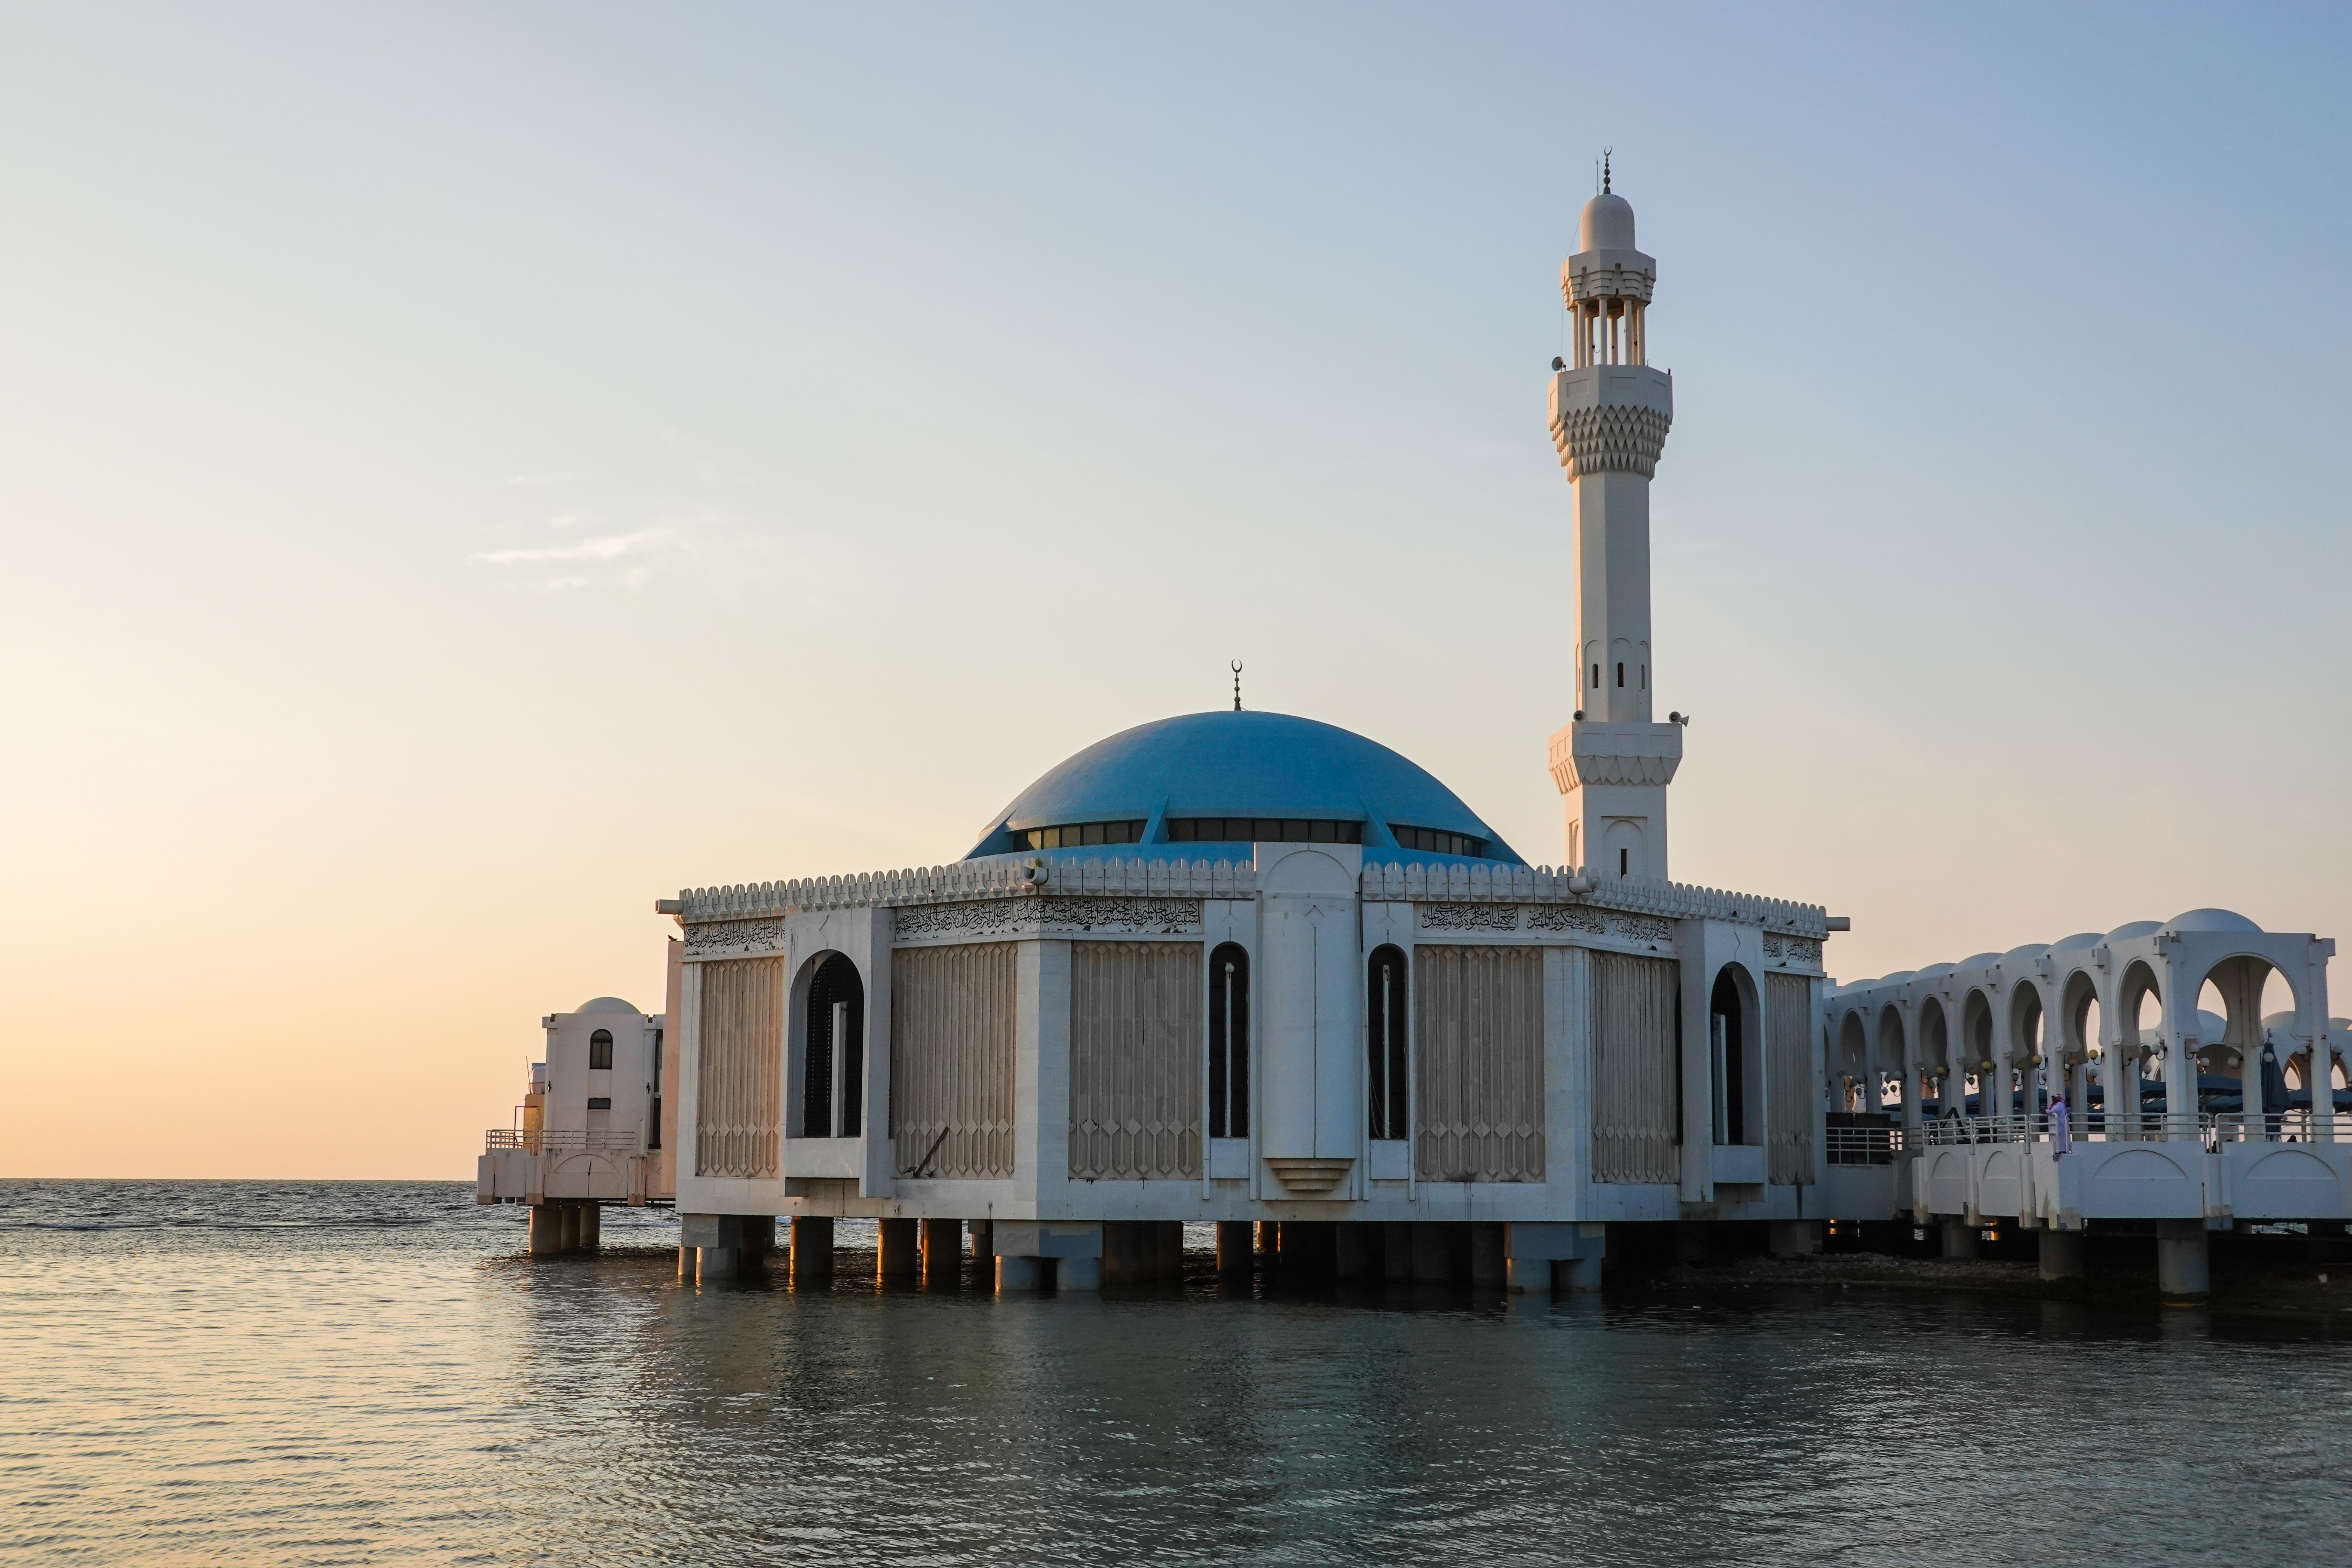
5, 4, 2346, 1178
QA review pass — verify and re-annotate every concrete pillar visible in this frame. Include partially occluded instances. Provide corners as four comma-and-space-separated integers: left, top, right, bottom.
1506, 1255, 1553, 1294
1767, 1219, 1821, 1258
1942, 1220, 1978, 1259
1336, 1223, 1380, 1280
1676, 1222, 1709, 1265
1057, 1255, 1103, 1291
2157, 1219, 2210, 1302
1563, 1256, 1604, 1292
1278, 1221, 1335, 1278
528, 1204, 564, 1257
878, 1218, 919, 1280
741, 1216, 775, 1269
1101, 1222, 1142, 1284
1469, 1224, 1507, 1287
558, 1204, 581, 1253
968, 1218, 993, 1269
920, 1219, 962, 1280
1411, 1224, 1456, 1283
1382, 1222, 1413, 1281
697, 1245, 738, 1283
578, 1203, 601, 1253
2039, 1229, 2086, 1280
1216, 1221, 1253, 1274
789, 1216, 835, 1284
677, 1244, 696, 1281
1157, 1221, 1184, 1280
996, 1254, 1042, 1292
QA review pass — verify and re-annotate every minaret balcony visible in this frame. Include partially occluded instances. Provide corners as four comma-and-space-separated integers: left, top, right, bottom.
1547, 720, 1683, 796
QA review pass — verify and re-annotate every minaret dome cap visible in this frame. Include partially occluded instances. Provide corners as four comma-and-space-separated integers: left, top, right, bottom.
1579, 191, 1636, 251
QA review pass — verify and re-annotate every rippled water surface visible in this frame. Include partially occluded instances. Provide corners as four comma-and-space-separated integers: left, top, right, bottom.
5, 1181, 2351, 1566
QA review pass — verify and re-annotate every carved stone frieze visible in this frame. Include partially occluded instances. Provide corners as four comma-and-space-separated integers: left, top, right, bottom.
1764, 934, 1824, 970
1611, 914, 1675, 943
894, 897, 1203, 943
1418, 902, 1522, 933
683, 917, 787, 957
1526, 905, 1608, 935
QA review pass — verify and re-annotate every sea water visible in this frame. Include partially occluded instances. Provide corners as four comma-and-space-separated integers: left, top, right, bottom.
3, 1180, 2349, 1566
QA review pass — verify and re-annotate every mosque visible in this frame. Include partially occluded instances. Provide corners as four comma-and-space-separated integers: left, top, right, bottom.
481, 178, 2349, 1302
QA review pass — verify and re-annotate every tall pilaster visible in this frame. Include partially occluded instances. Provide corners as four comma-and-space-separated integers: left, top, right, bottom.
1547, 172, 1680, 880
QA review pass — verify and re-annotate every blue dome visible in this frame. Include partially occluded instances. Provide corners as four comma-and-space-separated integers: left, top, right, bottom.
964, 710, 1524, 865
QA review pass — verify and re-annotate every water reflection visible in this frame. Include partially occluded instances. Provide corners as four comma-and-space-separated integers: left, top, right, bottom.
4, 1182, 2351, 1566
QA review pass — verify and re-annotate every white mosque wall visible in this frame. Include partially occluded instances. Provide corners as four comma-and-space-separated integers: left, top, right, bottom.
662, 848, 1833, 1232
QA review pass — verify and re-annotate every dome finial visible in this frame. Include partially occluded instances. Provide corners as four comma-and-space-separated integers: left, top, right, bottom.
1601, 147, 1612, 195
1231, 660, 1244, 711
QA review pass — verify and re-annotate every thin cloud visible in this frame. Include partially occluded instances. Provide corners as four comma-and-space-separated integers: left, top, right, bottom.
471, 528, 671, 566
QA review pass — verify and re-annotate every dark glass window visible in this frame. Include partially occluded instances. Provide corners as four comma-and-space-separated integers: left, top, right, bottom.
1019, 820, 1145, 851
1367, 945, 1409, 1140
1390, 824, 1485, 858
649, 1097, 662, 1150
1208, 943, 1250, 1139
1616, 662, 1626, 688
804, 953, 866, 1138
588, 1028, 614, 1070
586, 1096, 612, 1111
1165, 818, 1363, 844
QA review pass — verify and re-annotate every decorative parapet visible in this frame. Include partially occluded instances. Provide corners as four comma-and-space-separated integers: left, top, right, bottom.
1360, 860, 1828, 939
675, 854, 1257, 923
671, 852, 1825, 940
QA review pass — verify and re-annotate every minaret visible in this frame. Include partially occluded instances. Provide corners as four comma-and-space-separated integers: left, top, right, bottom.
1546, 167, 1680, 881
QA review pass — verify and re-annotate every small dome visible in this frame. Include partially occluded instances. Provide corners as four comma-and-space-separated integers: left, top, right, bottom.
2051, 931, 2103, 949
1875, 971, 1916, 987
1915, 962, 1957, 980
575, 996, 640, 1016
1959, 952, 2004, 972
2001, 943, 2049, 964
2167, 908, 2262, 934
2105, 919, 2164, 942
1579, 191, 1636, 251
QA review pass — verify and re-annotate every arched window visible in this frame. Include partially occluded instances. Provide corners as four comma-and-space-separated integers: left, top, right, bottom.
1208, 943, 1250, 1139
804, 954, 865, 1138
588, 1028, 614, 1070
1616, 661, 1626, 688
1367, 945, 1409, 1140
1710, 967, 1747, 1145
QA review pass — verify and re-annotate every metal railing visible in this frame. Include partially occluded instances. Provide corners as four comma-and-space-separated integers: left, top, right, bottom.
485, 1128, 644, 1154
1825, 1124, 1905, 1165
1915, 1112, 2349, 1149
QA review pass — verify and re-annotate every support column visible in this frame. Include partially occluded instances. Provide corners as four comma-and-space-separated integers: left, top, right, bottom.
528, 1203, 563, 1257
558, 1203, 580, 1253
1215, 1221, 1254, 1274
1468, 1224, 1506, 1287
1562, 1255, 1604, 1292
1277, 1221, 1336, 1279
1941, 1219, 1978, 1259
2157, 1219, 2210, 1302
789, 1216, 835, 1284
677, 1244, 696, 1281
996, 1254, 1042, 1292
1411, 1224, 1457, 1283
2038, 1229, 2085, 1280
697, 1245, 738, 1283
1767, 1219, 1821, 1258
1158, 1221, 1184, 1280
1336, 1223, 1380, 1280
1676, 1222, 1708, 1264
1382, 1222, 1413, 1281
1102, 1222, 1144, 1284
878, 1218, 919, 1280
920, 1219, 962, 1281
968, 1218, 993, 1270
577, 1203, 601, 1253
1506, 1255, 1553, 1293
1057, 1254, 1102, 1291
741, 1216, 775, 1270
